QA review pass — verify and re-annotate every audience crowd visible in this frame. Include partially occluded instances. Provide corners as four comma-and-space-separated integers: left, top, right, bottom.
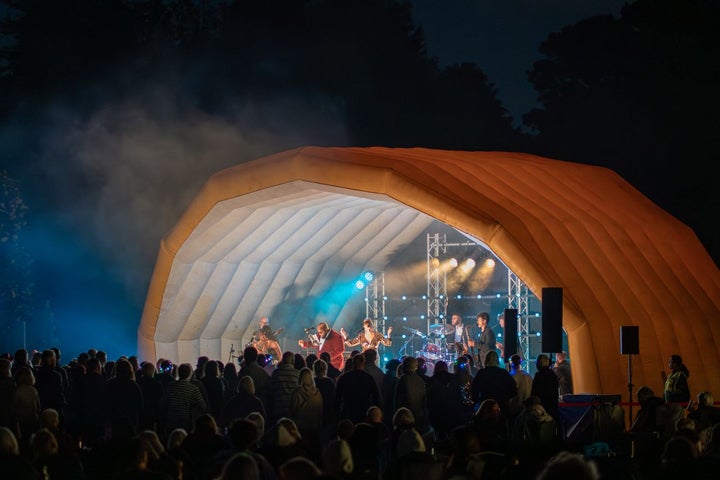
0, 345, 718, 480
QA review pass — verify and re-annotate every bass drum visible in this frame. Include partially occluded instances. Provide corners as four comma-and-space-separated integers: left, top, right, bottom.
420, 342, 442, 361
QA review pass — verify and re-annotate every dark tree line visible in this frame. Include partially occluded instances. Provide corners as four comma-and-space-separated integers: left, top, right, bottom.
0, 0, 521, 149
525, 0, 719, 265
0, 170, 58, 352
0, 0, 717, 266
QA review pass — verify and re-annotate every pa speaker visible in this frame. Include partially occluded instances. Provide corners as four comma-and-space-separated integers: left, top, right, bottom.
542, 287, 563, 353
503, 308, 518, 362
620, 326, 639, 355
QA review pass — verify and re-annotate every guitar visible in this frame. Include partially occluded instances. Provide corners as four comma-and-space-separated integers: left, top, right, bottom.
464, 325, 475, 358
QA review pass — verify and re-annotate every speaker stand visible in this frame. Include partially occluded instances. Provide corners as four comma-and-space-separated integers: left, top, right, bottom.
627, 353, 634, 427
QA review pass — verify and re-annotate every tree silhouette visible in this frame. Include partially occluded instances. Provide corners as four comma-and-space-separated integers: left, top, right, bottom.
524, 0, 720, 265
1, 1, 521, 148
0, 170, 33, 351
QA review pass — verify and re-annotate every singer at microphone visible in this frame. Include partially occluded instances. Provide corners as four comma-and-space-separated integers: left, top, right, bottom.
342, 318, 393, 352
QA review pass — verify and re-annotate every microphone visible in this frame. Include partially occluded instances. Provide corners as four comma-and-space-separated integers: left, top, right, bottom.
230, 343, 235, 353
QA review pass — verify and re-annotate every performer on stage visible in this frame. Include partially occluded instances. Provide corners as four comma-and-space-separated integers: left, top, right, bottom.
495, 313, 506, 367
444, 313, 468, 357
250, 316, 283, 362
468, 312, 495, 367
340, 318, 393, 352
298, 321, 346, 371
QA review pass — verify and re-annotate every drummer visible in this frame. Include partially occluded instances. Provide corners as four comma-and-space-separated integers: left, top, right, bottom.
444, 313, 469, 357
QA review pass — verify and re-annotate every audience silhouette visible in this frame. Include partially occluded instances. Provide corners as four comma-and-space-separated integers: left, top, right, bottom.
0, 343, 716, 480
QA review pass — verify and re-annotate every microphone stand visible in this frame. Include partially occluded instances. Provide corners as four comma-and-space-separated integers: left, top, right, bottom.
227, 344, 236, 364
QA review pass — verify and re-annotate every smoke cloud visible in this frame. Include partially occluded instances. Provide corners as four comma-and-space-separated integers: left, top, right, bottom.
0, 86, 348, 354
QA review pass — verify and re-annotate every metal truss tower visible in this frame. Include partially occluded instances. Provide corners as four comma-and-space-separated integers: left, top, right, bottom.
427, 233, 485, 333
365, 272, 389, 357
507, 271, 531, 368
426, 232, 530, 365
365, 272, 386, 332
427, 233, 448, 334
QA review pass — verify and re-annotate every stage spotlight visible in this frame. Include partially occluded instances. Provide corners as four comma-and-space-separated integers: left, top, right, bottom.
448, 258, 458, 268
460, 258, 476, 273
485, 258, 495, 268
363, 271, 375, 282
431, 257, 441, 268
456, 294, 462, 299
355, 280, 366, 290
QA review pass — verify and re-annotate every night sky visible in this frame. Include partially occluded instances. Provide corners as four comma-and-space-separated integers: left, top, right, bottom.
413, 0, 631, 124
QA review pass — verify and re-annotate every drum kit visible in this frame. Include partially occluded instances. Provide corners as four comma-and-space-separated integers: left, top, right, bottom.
400, 322, 457, 362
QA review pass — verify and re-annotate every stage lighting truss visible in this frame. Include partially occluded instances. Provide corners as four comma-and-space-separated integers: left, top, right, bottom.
508, 271, 531, 370
427, 233, 531, 369
364, 272, 388, 352
427, 233, 494, 331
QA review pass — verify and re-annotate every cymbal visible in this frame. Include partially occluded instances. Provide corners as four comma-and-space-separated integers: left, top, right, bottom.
430, 323, 455, 335
429, 323, 454, 335
402, 326, 426, 338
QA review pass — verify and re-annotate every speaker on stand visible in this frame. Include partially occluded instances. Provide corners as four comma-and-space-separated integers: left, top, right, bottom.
621, 325, 640, 426
503, 308, 518, 364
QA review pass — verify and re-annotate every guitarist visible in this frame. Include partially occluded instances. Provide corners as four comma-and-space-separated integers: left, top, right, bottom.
467, 312, 495, 368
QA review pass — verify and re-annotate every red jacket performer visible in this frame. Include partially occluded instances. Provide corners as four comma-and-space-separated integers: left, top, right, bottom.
298, 321, 345, 371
